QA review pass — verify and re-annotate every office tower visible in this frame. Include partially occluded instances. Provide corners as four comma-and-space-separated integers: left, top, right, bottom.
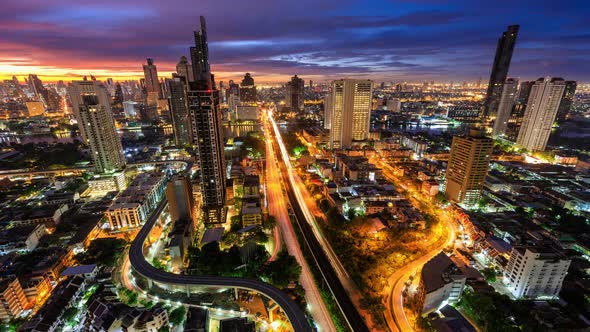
516, 77, 565, 151
188, 16, 226, 224
329, 79, 373, 149
143, 58, 160, 95
167, 75, 192, 146
285, 75, 304, 111
504, 246, 571, 299
492, 78, 518, 136
69, 80, 126, 173
556, 81, 577, 122
113, 83, 124, 105
444, 128, 493, 206
166, 175, 195, 222
323, 92, 333, 130
239, 73, 257, 103
176, 56, 195, 83
228, 80, 240, 97
27, 74, 58, 110
482, 25, 519, 122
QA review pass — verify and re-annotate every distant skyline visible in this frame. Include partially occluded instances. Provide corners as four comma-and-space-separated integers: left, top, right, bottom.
1, 0, 589, 83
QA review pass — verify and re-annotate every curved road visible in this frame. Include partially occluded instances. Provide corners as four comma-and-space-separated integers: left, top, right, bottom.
129, 199, 313, 332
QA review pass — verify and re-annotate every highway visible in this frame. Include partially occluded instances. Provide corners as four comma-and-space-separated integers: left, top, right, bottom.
263, 112, 337, 332
128, 198, 313, 332
267, 109, 370, 332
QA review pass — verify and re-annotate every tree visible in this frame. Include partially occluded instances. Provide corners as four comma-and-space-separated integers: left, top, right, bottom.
264, 215, 278, 230
169, 306, 187, 326
260, 250, 301, 288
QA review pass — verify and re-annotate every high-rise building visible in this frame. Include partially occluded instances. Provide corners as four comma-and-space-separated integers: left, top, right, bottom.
285, 75, 304, 111
505, 80, 534, 141
516, 77, 565, 151
188, 16, 226, 224
504, 246, 571, 299
492, 78, 518, 137
328, 79, 373, 149
482, 25, 519, 123
323, 92, 333, 130
167, 75, 192, 146
239, 73, 257, 103
556, 81, 577, 122
69, 80, 126, 173
444, 128, 493, 206
176, 56, 195, 83
143, 58, 160, 96
166, 175, 195, 222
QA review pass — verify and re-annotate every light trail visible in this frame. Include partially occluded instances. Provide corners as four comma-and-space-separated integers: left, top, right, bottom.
263, 111, 336, 332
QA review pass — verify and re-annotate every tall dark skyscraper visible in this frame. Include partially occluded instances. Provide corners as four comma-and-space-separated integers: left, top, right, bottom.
556, 81, 577, 122
239, 73, 257, 103
176, 56, 194, 83
285, 75, 304, 111
167, 75, 191, 146
188, 16, 226, 224
482, 25, 519, 123
505, 81, 534, 142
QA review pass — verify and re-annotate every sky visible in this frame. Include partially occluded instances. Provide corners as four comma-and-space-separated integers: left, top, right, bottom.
1, 0, 589, 84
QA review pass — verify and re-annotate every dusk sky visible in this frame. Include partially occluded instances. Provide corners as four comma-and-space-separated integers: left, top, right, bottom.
1, 0, 589, 83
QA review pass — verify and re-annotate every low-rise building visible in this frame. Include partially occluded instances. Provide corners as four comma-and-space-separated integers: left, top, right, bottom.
241, 200, 262, 228
0, 278, 29, 321
0, 224, 46, 254
417, 252, 466, 315
105, 173, 166, 230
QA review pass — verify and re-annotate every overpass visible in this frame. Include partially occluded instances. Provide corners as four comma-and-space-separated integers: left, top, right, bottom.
129, 199, 313, 332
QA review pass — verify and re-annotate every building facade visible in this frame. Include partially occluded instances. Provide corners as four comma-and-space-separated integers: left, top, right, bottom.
444, 129, 493, 206
482, 25, 519, 123
492, 78, 518, 137
516, 77, 566, 151
167, 75, 192, 146
416, 252, 466, 315
329, 79, 373, 149
69, 80, 126, 173
504, 246, 571, 299
285, 75, 304, 111
188, 16, 227, 224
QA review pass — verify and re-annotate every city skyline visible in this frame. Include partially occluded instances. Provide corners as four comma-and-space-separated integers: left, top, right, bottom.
1, 0, 589, 83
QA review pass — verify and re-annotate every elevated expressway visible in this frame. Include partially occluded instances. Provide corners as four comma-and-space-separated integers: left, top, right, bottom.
128, 199, 313, 332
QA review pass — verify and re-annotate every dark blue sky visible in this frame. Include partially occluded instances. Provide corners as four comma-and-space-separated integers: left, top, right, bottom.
1, 0, 589, 82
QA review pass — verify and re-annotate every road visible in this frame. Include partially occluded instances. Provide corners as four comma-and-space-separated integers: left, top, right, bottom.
128, 198, 313, 332
263, 112, 336, 332
267, 109, 370, 332
375, 158, 457, 332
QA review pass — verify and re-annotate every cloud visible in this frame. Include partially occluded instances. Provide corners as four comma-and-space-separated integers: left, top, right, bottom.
0, 0, 588, 82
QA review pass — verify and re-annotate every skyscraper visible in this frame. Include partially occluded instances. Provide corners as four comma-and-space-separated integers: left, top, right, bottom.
176, 56, 195, 83
167, 75, 192, 146
492, 78, 518, 137
329, 79, 372, 149
285, 75, 304, 111
444, 128, 493, 206
188, 16, 226, 224
239, 73, 257, 103
556, 81, 577, 122
517, 77, 565, 151
69, 80, 126, 173
482, 25, 519, 123
143, 58, 161, 110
